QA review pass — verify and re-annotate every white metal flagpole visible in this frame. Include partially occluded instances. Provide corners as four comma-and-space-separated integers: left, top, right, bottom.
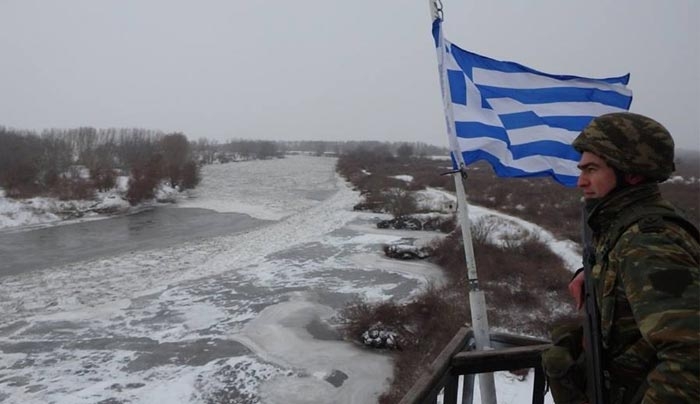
428, 1, 497, 403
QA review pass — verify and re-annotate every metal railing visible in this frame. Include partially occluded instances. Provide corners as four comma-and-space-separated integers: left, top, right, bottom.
398, 327, 551, 404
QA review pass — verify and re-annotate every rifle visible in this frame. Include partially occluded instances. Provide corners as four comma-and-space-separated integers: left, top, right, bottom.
581, 207, 606, 404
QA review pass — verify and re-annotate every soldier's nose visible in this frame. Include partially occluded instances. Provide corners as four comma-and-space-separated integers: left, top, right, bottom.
577, 176, 587, 188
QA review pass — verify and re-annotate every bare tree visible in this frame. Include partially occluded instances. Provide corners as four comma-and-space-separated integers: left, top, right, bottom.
396, 143, 414, 160
383, 187, 417, 218
39, 132, 72, 187
160, 133, 190, 187
0, 129, 42, 196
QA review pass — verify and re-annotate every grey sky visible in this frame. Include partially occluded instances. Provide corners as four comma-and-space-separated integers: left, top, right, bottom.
1, 1, 698, 150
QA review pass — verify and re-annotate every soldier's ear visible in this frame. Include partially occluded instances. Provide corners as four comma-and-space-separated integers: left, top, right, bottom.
624, 174, 646, 185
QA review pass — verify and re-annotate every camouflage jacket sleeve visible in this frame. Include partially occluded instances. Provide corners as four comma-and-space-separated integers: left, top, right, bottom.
612, 221, 700, 403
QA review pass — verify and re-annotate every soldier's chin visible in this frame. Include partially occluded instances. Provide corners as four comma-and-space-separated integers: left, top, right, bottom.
584, 197, 603, 210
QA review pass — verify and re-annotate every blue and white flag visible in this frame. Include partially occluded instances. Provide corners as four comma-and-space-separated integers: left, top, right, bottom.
432, 19, 633, 186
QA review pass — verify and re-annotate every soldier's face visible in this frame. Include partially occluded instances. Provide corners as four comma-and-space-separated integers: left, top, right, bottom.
576, 152, 617, 199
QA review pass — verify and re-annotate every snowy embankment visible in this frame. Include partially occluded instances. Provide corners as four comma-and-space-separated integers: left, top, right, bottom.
416, 187, 582, 271
0, 177, 182, 232
0, 156, 578, 404
0, 187, 127, 230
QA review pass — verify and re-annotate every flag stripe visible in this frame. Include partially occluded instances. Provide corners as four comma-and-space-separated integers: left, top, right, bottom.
448, 44, 630, 86
487, 98, 627, 117
433, 19, 633, 187
475, 85, 632, 110
448, 70, 467, 104
499, 112, 597, 131
510, 140, 582, 160
452, 102, 503, 127
506, 125, 577, 146
453, 125, 581, 160
464, 150, 580, 185
473, 68, 632, 95
457, 137, 581, 176
454, 121, 509, 143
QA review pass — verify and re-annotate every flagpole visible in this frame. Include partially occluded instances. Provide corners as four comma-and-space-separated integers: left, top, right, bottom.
429, 1, 497, 403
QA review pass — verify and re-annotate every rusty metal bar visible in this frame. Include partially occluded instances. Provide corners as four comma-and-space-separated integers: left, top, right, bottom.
398, 327, 473, 404
451, 344, 551, 373
398, 328, 552, 404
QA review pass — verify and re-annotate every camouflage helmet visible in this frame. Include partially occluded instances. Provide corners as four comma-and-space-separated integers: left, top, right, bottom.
572, 112, 675, 181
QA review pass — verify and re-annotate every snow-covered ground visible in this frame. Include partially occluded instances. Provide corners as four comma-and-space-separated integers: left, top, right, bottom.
0, 155, 576, 403
391, 175, 414, 183
0, 187, 127, 231
0, 176, 181, 232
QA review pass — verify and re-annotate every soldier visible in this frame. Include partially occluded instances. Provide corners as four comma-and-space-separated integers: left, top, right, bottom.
542, 112, 700, 404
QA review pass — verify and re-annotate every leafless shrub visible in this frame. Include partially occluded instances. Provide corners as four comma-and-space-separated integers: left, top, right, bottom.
469, 218, 495, 245
126, 155, 164, 205
440, 216, 457, 233
53, 178, 96, 201
422, 214, 456, 233
338, 284, 468, 404
337, 153, 455, 213
91, 166, 117, 192
383, 188, 418, 218
180, 160, 200, 189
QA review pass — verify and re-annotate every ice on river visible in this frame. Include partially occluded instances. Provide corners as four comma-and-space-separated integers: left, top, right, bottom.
0, 156, 567, 403
0, 156, 439, 404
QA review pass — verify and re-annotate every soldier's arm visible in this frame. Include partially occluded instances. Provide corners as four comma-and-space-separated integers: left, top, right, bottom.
616, 226, 700, 403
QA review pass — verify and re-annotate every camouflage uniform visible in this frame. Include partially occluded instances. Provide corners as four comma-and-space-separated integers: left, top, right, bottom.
585, 183, 699, 403
543, 113, 700, 404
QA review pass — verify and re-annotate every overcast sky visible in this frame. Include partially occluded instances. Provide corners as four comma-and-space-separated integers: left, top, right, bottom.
1, 1, 698, 150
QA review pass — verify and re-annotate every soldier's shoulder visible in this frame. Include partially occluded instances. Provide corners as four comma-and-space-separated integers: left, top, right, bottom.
614, 217, 700, 261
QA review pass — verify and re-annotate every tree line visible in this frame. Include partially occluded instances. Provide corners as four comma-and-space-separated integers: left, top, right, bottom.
192, 138, 449, 165
1, 124, 450, 204
0, 126, 199, 204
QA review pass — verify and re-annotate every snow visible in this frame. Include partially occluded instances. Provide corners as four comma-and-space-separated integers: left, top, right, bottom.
0, 155, 579, 403
0, 156, 401, 404
0, 177, 175, 232
410, 185, 581, 271
236, 293, 394, 404
391, 174, 413, 183
468, 204, 581, 272
667, 175, 698, 184
475, 371, 554, 404
92, 191, 131, 211
178, 157, 337, 221
0, 194, 61, 229
414, 187, 457, 212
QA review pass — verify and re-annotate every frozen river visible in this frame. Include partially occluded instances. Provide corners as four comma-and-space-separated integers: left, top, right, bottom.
0, 207, 265, 276
0, 156, 447, 404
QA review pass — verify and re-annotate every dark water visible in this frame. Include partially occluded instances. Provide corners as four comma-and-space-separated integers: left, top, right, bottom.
0, 207, 267, 276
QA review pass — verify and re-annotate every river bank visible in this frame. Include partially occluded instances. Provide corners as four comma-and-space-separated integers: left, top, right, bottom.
0, 176, 184, 233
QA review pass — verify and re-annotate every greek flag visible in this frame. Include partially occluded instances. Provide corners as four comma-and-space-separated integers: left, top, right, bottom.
433, 19, 633, 186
